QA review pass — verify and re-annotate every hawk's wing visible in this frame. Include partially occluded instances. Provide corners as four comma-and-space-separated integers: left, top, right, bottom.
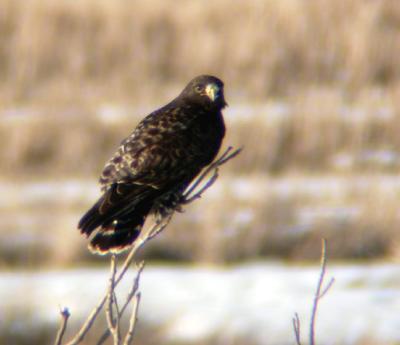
78, 106, 204, 237
99, 107, 205, 191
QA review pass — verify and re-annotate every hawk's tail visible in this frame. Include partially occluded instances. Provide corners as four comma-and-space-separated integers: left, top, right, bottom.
88, 218, 144, 255
78, 183, 156, 254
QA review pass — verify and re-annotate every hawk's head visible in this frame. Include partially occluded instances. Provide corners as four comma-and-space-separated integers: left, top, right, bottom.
181, 75, 227, 110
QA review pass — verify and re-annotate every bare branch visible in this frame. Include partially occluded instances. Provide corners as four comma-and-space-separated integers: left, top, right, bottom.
217, 147, 243, 165
292, 312, 302, 345
106, 255, 120, 345
292, 239, 335, 345
182, 146, 242, 202
182, 170, 219, 204
113, 291, 121, 340
66, 297, 106, 345
113, 291, 120, 325
309, 239, 334, 345
123, 292, 141, 345
122, 262, 146, 315
97, 262, 146, 345
114, 220, 169, 289
54, 308, 70, 345
67, 224, 163, 345
318, 277, 335, 300
105, 256, 116, 329
147, 215, 173, 240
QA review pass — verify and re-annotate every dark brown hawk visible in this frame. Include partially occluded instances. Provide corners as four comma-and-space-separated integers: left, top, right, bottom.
78, 75, 227, 254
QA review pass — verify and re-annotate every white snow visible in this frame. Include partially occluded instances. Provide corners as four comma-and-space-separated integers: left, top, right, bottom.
0, 263, 398, 344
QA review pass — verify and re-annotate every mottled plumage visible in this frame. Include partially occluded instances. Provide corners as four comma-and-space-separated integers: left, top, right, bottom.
78, 75, 227, 254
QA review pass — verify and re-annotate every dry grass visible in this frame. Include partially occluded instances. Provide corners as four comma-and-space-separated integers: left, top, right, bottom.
0, 0, 399, 105
2, 0, 400, 176
2, 91, 400, 178
1, 0, 399, 266
1, 173, 399, 267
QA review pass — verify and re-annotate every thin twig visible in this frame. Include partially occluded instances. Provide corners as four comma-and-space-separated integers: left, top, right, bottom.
67, 224, 163, 345
147, 214, 173, 240
55, 308, 70, 345
309, 239, 334, 345
105, 256, 116, 329
94, 213, 188, 345
106, 255, 120, 345
292, 239, 335, 345
113, 291, 120, 328
115, 221, 167, 287
292, 312, 302, 345
182, 146, 242, 202
123, 292, 141, 345
182, 170, 219, 204
66, 296, 106, 345
97, 262, 146, 345
122, 262, 146, 314
318, 277, 335, 300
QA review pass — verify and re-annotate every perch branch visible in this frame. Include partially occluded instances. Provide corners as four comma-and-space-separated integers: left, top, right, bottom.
65, 297, 106, 345
97, 261, 145, 345
120, 261, 145, 318
182, 146, 242, 203
102, 145, 240, 301
105, 255, 120, 345
123, 292, 141, 345
67, 222, 167, 345
62, 146, 241, 345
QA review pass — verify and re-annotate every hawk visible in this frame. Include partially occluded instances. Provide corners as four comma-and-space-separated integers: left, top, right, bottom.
78, 75, 227, 254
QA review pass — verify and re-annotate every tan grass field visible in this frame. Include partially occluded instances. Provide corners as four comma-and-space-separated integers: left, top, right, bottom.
1, 94, 400, 178
0, 0, 400, 266
0, 0, 399, 105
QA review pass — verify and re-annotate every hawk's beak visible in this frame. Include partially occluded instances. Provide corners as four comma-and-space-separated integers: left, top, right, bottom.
205, 83, 219, 102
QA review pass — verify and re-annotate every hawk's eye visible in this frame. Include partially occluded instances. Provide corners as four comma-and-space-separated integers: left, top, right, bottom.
194, 85, 202, 93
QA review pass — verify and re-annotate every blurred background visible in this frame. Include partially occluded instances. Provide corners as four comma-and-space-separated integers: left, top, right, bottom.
0, 0, 399, 344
